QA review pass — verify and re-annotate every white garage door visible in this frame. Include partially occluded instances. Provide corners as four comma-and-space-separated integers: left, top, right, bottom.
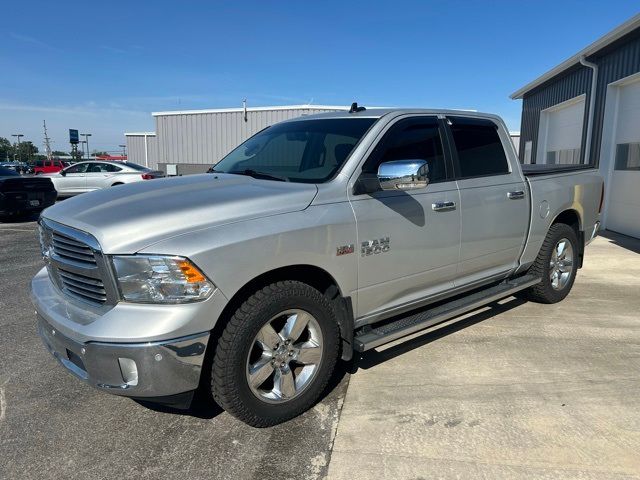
538, 95, 586, 165
608, 78, 640, 238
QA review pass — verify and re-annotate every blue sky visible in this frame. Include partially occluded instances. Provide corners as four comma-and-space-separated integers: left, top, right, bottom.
1, 0, 638, 154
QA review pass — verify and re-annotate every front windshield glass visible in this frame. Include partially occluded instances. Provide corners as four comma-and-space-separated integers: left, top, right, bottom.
213, 118, 377, 183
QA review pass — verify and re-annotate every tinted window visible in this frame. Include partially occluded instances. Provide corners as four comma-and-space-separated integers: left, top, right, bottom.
103, 163, 122, 172
214, 118, 376, 183
449, 119, 509, 178
87, 163, 122, 172
65, 163, 89, 174
615, 142, 640, 171
35, 160, 44, 167
363, 118, 447, 183
86, 163, 106, 173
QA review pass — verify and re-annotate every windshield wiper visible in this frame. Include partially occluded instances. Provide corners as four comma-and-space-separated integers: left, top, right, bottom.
228, 169, 289, 182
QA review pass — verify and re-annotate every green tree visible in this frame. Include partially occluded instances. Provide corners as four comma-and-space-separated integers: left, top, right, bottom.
52, 150, 68, 156
0, 137, 12, 161
16, 141, 38, 161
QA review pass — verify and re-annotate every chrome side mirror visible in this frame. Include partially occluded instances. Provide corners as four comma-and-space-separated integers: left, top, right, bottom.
377, 160, 429, 191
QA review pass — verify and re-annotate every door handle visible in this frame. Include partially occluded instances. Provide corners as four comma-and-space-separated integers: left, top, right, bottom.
507, 190, 525, 200
432, 201, 456, 211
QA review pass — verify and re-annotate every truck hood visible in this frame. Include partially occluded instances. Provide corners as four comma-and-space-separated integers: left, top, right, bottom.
43, 173, 318, 253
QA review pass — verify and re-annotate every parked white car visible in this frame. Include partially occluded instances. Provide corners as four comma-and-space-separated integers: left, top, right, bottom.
45, 161, 164, 197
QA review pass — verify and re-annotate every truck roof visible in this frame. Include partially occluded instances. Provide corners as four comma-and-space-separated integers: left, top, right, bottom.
287, 107, 506, 124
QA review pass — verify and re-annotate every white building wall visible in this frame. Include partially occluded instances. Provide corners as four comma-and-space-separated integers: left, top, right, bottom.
153, 105, 348, 170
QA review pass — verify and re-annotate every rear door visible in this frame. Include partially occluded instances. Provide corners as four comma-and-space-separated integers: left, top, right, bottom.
84, 162, 121, 190
350, 116, 461, 320
445, 116, 529, 286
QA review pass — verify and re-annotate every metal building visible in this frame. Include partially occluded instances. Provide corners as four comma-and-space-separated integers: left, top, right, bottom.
124, 132, 157, 168
126, 105, 347, 175
511, 14, 640, 238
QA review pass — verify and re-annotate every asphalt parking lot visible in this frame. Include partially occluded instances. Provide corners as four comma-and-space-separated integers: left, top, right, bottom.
1, 218, 639, 480
0, 217, 348, 480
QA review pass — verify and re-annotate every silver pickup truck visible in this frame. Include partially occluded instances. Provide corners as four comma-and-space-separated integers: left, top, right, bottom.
32, 107, 603, 427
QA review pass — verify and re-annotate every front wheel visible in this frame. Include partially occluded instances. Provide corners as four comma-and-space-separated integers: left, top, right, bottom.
523, 223, 579, 303
211, 281, 340, 427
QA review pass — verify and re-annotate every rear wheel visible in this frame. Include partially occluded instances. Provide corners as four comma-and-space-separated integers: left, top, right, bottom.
523, 223, 578, 303
211, 281, 340, 427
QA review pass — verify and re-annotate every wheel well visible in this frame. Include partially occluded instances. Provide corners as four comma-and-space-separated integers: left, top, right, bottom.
112, 182, 124, 186
551, 209, 584, 268
552, 209, 580, 233
211, 265, 354, 362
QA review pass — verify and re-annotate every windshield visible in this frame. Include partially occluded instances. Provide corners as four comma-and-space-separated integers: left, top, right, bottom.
213, 118, 376, 183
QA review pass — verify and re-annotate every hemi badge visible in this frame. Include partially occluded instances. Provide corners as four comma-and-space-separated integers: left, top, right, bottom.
336, 244, 355, 256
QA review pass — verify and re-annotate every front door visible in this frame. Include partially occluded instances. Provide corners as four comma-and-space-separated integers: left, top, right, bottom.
349, 116, 461, 321
445, 116, 529, 286
57, 163, 88, 194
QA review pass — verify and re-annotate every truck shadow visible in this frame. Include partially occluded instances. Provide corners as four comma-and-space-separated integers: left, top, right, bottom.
134, 297, 525, 420
350, 296, 527, 371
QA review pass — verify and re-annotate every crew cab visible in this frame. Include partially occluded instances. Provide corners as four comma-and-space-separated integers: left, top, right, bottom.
31, 107, 603, 427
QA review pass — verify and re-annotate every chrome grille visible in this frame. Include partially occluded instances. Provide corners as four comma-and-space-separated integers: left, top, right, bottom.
52, 231, 97, 266
39, 219, 114, 306
57, 268, 107, 303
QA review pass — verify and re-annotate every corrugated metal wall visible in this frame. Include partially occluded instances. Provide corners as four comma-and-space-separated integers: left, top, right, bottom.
589, 31, 640, 165
519, 29, 640, 166
154, 107, 344, 168
125, 134, 158, 169
519, 66, 592, 163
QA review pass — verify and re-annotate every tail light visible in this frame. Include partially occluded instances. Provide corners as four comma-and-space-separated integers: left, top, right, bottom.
141, 173, 154, 180
598, 182, 605, 214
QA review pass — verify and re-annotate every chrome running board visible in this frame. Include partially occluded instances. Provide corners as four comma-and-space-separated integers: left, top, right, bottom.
353, 274, 541, 352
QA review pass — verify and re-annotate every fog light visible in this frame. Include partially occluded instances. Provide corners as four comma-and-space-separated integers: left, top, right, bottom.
118, 358, 139, 386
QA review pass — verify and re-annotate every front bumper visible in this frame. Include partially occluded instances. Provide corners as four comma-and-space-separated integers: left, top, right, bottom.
37, 314, 209, 398
31, 265, 228, 399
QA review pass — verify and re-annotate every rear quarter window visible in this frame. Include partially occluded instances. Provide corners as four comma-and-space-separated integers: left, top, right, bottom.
449, 119, 509, 178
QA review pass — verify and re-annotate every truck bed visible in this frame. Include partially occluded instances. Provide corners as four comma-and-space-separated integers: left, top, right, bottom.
521, 164, 596, 176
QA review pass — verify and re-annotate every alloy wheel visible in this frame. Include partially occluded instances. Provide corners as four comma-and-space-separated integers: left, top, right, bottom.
246, 309, 323, 403
549, 238, 574, 290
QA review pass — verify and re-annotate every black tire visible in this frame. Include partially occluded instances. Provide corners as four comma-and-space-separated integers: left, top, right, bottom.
211, 280, 340, 427
523, 223, 579, 304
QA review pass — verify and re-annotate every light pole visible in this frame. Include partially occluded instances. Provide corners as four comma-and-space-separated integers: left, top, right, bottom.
12, 134, 24, 163
80, 140, 87, 161
119, 144, 126, 158
81, 133, 92, 160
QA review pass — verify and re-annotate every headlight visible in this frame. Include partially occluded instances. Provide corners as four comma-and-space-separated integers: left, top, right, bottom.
111, 255, 214, 304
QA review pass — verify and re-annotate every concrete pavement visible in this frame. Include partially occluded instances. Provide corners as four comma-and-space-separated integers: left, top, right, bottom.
328, 232, 640, 479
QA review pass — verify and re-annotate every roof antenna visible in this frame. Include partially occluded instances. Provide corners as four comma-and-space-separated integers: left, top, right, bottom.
349, 102, 366, 113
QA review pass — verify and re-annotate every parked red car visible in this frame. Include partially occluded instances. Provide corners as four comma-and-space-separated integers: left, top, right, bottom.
33, 159, 68, 175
